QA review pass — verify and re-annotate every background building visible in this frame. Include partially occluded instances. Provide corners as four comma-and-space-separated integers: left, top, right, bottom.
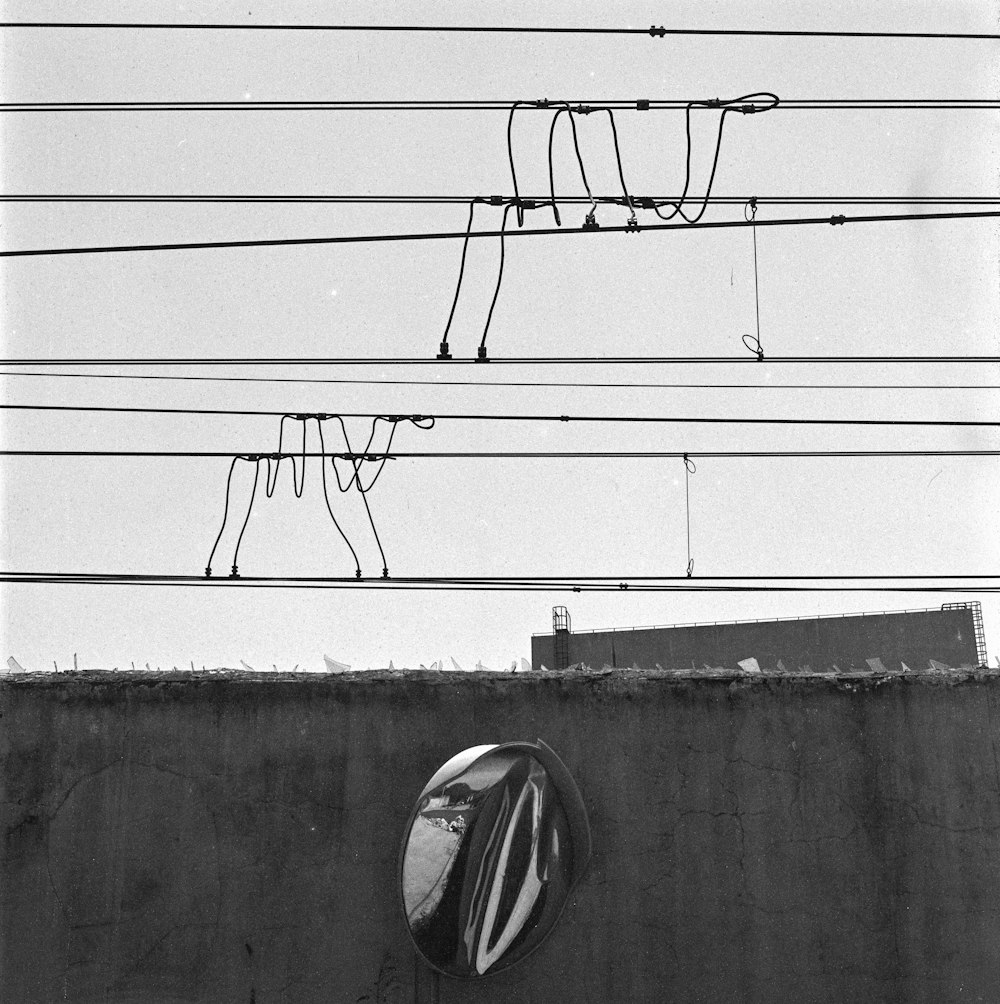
532, 602, 988, 672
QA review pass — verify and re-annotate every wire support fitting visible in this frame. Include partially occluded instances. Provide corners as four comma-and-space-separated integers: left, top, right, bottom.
649, 25, 666, 37
626, 215, 640, 230
437, 340, 452, 360
582, 211, 600, 230
230, 564, 240, 579
477, 345, 490, 362
382, 567, 389, 579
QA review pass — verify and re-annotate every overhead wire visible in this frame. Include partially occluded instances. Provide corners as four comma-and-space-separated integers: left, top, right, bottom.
3, 99, 999, 111
3, 355, 998, 366
2, 22, 1000, 40
3, 208, 998, 258
2, 449, 996, 459
3, 371, 997, 391
2, 573, 999, 596
1, 402, 997, 428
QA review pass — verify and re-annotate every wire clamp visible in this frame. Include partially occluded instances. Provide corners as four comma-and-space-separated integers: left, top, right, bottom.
488, 195, 504, 206
204, 566, 212, 578
476, 345, 490, 362
437, 340, 452, 360
636, 99, 650, 111
830, 214, 847, 225
626, 215, 639, 230
229, 564, 240, 579
355, 569, 362, 579
618, 582, 629, 590
583, 211, 600, 230
559, 415, 570, 422
573, 104, 593, 115
382, 567, 389, 579
706, 97, 722, 108
648, 25, 666, 37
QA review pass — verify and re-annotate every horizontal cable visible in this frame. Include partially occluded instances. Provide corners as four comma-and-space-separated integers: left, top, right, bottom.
2, 402, 996, 429
6, 194, 999, 206
3, 99, 999, 113
2, 23, 1000, 41
2, 450, 996, 459
2, 370, 998, 391
3, 209, 997, 259
3, 357, 998, 367
2, 573, 998, 595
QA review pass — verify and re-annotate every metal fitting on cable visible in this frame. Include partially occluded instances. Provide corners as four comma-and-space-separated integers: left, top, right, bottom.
230, 564, 240, 579
437, 340, 452, 360
636, 99, 650, 111
649, 25, 666, 37
830, 214, 847, 225
488, 195, 504, 206
626, 215, 640, 230
355, 569, 361, 579
382, 567, 389, 579
583, 211, 600, 230
204, 566, 212, 578
477, 345, 490, 362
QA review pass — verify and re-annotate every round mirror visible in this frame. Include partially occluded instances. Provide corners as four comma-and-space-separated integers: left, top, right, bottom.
399, 740, 591, 978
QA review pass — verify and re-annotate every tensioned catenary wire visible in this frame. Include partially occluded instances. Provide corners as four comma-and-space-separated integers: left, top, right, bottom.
2, 23, 1000, 40
2, 573, 995, 582
2, 575, 998, 596
2, 450, 996, 459
4, 356, 998, 366
5, 195, 999, 205
3, 371, 999, 391
1, 404, 996, 429
2, 100, 998, 111
3, 209, 997, 259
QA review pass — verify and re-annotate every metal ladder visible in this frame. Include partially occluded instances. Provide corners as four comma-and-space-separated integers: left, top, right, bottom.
552, 606, 572, 670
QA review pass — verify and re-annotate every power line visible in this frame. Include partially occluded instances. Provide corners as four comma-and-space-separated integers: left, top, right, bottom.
4, 99, 998, 113
2, 402, 996, 429
3, 357, 998, 367
3, 209, 996, 259
3, 371, 998, 391
3, 449, 996, 459
2, 23, 999, 41
1, 572, 998, 595
4, 194, 1000, 206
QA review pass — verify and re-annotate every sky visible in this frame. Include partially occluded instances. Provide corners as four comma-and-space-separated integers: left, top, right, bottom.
1, 0, 998, 671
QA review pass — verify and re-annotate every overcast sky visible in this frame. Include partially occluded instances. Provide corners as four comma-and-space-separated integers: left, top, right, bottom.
1, 0, 998, 671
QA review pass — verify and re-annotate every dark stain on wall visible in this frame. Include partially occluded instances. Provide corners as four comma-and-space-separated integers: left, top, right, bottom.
2, 668, 1000, 1002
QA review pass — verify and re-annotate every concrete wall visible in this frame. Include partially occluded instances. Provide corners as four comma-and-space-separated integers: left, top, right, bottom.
531, 607, 981, 672
3, 668, 1000, 1003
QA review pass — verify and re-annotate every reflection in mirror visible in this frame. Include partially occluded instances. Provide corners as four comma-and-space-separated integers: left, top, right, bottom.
399, 740, 590, 979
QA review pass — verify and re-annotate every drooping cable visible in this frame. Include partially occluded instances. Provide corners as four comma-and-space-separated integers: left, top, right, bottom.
654, 93, 779, 225
742, 198, 765, 360
437, 199, 481, 359
479, 203, 514, 358
315, 419, 362, 578
684, 453, 697, 577
547, 104, 597, 226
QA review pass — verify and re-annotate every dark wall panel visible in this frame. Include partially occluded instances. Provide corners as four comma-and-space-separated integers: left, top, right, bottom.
3, 669, 1000, 1002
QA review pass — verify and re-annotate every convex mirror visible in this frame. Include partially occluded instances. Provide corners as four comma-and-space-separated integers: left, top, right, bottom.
399, 740, 591, 978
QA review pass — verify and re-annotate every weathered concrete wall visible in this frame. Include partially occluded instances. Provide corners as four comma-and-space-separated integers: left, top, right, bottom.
532, 606, 981, 672
3, 669, 1000, 1003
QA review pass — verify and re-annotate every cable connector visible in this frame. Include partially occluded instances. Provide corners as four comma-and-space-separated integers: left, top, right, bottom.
739, 104, 758, 114
516, 198, 538, 211
437, 340, 452, 360
635, 196, 656, 210
830, 214, 847, 225
649, 25, 666, 37
476, 345, 490, 362
573, 104, 594, 115
488, 195, 504, 206
705, 97, 722, 108
636, 99, 650, 111
583, 211, 600, 230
